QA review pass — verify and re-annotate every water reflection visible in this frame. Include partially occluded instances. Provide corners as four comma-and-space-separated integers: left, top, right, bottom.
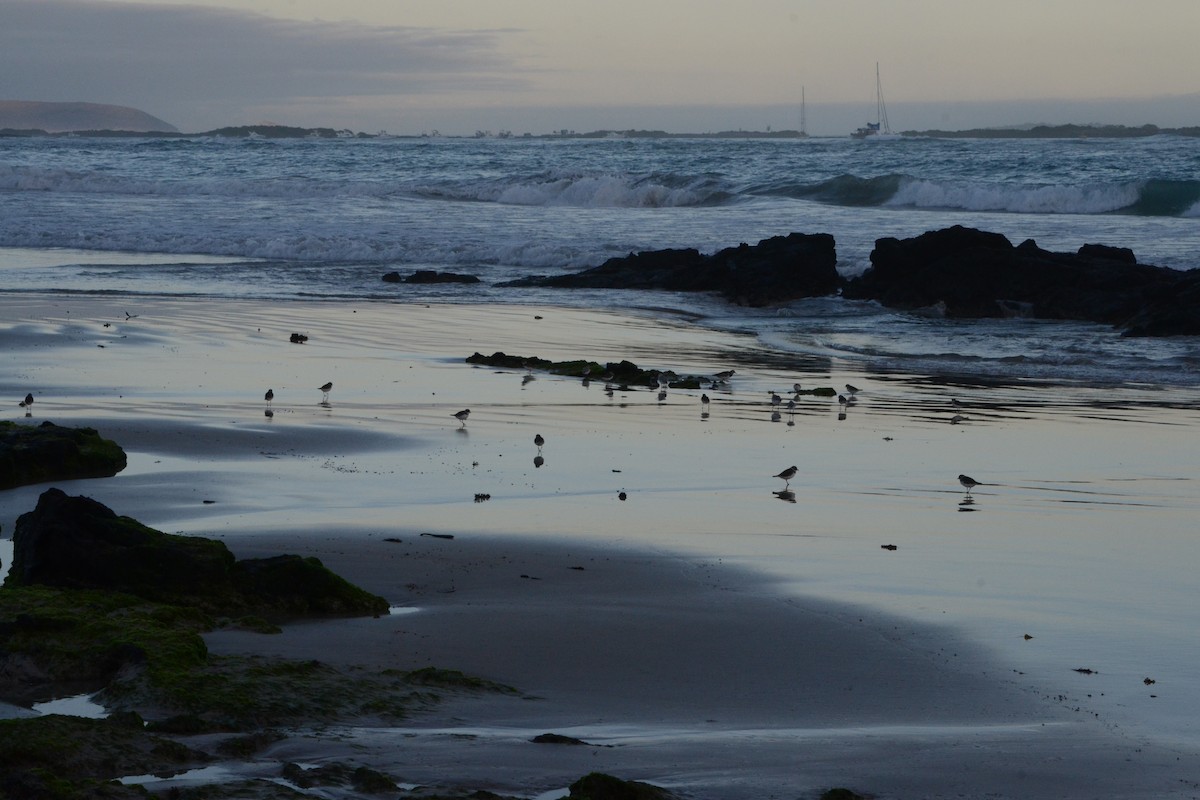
773, 490, 797, 503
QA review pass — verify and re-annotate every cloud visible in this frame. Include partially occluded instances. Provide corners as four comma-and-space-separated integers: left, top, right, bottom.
2, 0, 530, 128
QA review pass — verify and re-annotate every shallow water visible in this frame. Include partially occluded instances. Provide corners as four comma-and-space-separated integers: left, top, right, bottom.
3, 297, 1197, 751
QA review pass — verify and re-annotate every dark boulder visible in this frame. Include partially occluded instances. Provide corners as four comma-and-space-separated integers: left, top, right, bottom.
567, 772, 679, 800
502, 232, 839, 307
0, 421, 127, 490
8, 489, 388, 618
843, 225, 1200, 335
387, 269, 481, 284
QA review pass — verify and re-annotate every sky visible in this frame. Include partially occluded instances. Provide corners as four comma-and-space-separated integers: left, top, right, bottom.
4, 0, 1198, 136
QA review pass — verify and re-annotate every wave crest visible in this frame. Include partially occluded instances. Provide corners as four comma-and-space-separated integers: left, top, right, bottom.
419, 171, 731, 208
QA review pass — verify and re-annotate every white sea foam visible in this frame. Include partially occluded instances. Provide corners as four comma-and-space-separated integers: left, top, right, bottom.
888, 178, 1141, 215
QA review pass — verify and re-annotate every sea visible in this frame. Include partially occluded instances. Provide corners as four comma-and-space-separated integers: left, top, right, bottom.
1, 132, 1198, 388
4, 133, 1200, 760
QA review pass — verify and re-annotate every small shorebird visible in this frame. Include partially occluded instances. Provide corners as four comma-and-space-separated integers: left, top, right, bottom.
714, 369, 736, 382
793, 383, 802, 394
701, 393, 710, 407
837, 394, 848, 406
318, 381, 333, 401
845, 383, 860, 395
534, 433, 545, 450
453, 408, 470, 426
770, 392, 782, 406
774, 465, 798, 487
958, 474, 983, 494
20, 393, 34, 409
264, 388, 274, 405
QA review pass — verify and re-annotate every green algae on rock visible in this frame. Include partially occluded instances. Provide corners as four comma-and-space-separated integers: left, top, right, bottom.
466, 352, 704, 389
8, 488, 389, 619
0, 421, 127, 489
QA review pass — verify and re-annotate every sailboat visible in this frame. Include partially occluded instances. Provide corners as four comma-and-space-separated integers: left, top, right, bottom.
851, 63, 901, 140
798, 86, 809, 138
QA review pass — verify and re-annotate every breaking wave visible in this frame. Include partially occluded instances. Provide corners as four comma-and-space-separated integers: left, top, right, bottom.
757, 174, 1200, 217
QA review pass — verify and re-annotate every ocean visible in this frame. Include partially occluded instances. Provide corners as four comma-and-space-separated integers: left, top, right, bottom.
1, 133, 1198, 387
4, 133, 1200, 759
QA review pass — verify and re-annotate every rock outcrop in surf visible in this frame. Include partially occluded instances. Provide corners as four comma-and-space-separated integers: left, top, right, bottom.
842, 225, 1200, 336
501, 232, 840, 307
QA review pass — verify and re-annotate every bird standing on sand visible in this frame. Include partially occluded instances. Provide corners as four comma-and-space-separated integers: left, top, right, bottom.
715, 369, 736, 381
318, 381, 333, 402
774, 465, 799, 487
264, 389, 274, 406
846, 383, 860, 395
701, 393, 710, 407
534, 433, 545, 450
20, 393, 34, 408
453, 408, 471, 426
959, 474, 982, 494
770, 392, 782, 406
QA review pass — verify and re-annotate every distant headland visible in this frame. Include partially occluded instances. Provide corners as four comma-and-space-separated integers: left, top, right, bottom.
0, 101, 178, 134
1, 100, 1197, 139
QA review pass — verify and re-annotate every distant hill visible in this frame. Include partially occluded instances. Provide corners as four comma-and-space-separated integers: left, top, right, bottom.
901, 123, 1200, 139
0, 101, 177, 133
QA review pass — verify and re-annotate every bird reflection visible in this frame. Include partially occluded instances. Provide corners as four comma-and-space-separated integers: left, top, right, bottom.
958, 495, 977, 512
521, 374, 535, 387
773, 490, 797, 503
264, 408, 274, 420
534, 454, 545, 468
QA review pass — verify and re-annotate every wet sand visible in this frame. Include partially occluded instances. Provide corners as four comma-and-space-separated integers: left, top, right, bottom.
2, 293, 1199, 797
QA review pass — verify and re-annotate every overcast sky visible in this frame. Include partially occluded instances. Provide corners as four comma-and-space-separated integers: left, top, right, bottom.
5, 0, 1198, 135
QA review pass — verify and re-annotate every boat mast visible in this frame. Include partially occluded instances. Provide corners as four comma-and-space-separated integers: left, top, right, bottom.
875, 63, 891, 134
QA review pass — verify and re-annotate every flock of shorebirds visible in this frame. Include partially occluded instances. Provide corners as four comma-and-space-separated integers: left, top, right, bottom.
250, 371, 984, 496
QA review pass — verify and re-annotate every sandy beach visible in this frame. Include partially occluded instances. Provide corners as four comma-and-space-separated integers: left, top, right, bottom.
3, 292, 1200, 798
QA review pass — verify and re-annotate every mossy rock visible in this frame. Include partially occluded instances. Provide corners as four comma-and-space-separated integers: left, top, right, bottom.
0, 714, 210, 797
0, 421, 127, 489
232, 554, 389, 617
466, 352, 704, 388
0, 584, 211, 699
8, 489, 388, 619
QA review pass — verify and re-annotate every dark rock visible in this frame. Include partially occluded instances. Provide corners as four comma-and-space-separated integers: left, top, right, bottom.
843, 225, 1200, 335
567, 772, 679, 800
0, 421, 127, 490
532, 732, 590, 745
9, 488, 388, 618
1120, 268, 1200, 337
1078, 243, 1136, 264
395, 269, 481, 284
382, 271, 402, 282
501, 232, 839, 307
465, 352, 706, 389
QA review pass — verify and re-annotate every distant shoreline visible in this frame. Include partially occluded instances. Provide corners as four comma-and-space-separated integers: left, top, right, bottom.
3, 122, 1198, 140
